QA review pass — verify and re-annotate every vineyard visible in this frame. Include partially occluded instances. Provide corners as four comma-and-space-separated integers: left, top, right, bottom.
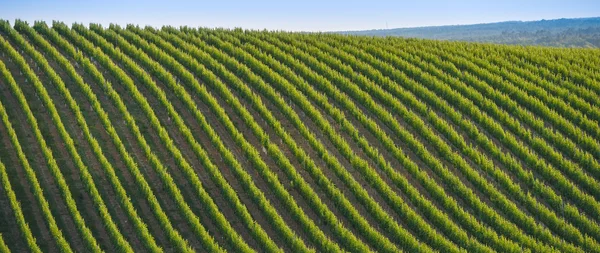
0, 19, 599, 252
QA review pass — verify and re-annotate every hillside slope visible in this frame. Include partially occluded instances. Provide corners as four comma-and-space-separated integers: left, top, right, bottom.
0, 20, 600, 252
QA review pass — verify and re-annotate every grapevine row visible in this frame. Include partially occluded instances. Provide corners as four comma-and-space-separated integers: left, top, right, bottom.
0, 157, 40, 252
440, 43, 600, 199
50, 21, 212, 252
6, 20, 135, 252
0, 28, 98, 253
407, 40, 600, 224
119, 24, 349, 253
328, 33, 594, 247
165, 27, 422, 252
19, 21, 163, 252
255, 31, 552, 251
290, 32, 568, 252
206, 29, 490, 252
92, 24, 284, 253
357, 36, 599, 249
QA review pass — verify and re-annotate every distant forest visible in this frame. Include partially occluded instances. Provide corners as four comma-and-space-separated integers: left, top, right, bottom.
337, 17, 600, 48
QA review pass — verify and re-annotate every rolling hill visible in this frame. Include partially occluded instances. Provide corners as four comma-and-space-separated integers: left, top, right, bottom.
0, 20, 599, 252
338, 17, 600, 48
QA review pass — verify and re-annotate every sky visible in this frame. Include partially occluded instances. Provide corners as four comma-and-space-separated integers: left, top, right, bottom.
1, 0, 598, 32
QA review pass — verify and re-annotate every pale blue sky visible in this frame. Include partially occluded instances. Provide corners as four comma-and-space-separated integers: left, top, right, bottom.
0, 0, 598, 31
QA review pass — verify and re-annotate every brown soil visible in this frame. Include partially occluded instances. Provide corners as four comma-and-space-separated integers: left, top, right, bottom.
36, 35, 147, 251
85, 58, 208, 251
121, 61, 245, 251
0, 120, 30, 253
0, 49, 94, 250
244, 77, 384, 240
142, 66, 274, 249
184, 68, 318, 247
20, 42, 132, 253
46, 32, 186, 250
0, 61, 70, 252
